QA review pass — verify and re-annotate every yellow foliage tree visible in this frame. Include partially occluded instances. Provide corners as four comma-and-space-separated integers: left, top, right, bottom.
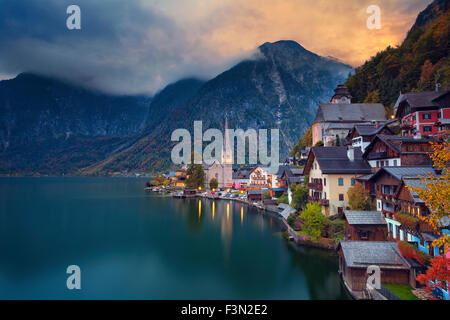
409, 142, 450, 253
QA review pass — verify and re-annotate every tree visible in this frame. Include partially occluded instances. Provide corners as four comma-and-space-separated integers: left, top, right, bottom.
300, 202, 328, 240
290, 184, 308, 209
334, 135, 341, 146
209, 178, 218, 190
409, 142, 450, 252
276, 194, 289, 204
186, 164, 205, 189
263, 192, 271, 200
314, 140, 324, 147
348, 183, 374, 210
416, 256, 450, 299
149, 174, 166, 186
291, 127, 312, 157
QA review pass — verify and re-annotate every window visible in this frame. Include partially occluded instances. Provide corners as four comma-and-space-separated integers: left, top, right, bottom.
338, 178, 344, 186
412, 115, 416, 121
393, 159, 398, 166
351, 178, 355, 186
437, 112, 441, 119
339, 194, 344, 201
324, 178, 326, 186
422, 113, 431, 120
423, 126, 432, 133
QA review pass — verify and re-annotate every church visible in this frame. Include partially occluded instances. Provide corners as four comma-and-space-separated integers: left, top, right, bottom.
203, 117, 233, 189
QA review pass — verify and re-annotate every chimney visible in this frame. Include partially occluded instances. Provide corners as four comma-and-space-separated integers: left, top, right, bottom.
436, 83, 441, 92
347, 147, 355, 162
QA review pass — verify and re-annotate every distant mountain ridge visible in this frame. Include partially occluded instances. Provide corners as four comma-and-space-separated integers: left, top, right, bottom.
82, 40, 352, 175
0, 40, 352, 175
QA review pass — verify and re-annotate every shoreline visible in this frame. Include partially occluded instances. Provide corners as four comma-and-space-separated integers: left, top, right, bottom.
169, 191, 338, 252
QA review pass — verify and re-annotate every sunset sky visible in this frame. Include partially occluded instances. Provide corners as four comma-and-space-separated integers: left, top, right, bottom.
0, 0, 432, 94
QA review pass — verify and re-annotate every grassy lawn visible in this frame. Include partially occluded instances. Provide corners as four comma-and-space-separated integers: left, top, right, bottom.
384, 284, 420, 300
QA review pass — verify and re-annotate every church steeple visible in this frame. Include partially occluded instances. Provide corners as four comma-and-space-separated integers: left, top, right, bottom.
222, 114, 233, 164
331, 84, 352, 104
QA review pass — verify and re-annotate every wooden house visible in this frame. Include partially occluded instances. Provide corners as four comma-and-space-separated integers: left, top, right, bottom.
363, 134, 433, 170
337, 241, 415, 297
347, 122, 394, 153
344, 210, 387, 241
365, 166, 435, 241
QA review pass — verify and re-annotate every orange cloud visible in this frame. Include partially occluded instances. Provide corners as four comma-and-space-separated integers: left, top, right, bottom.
156, 0, 432, 67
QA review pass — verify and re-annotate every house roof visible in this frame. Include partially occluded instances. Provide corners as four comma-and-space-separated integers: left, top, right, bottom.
398, 177, 430, 204
338, 241, 410, 269
344, 210, 387, 225
363, 134, 435, 158
306, 147, 372, 174
348, 121, 394, 138
395, 90, 449, 109
278, 203, 297, 219
314, 103, 385, 123
369, 166, 434, 182
247, 189, 268, 195
356, 173, 374, 181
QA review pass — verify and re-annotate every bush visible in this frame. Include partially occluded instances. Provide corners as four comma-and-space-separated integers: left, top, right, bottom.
348, 183, 374, 210
276, 194, 289, 204
299, 202, 329, 240
290, 184, 308, 209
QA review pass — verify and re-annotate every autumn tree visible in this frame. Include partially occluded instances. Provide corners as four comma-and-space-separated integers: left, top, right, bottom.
409, 142, 450, 252
291, 127, 312, 159
347, 183, 374, 211
416, 255, 450, 299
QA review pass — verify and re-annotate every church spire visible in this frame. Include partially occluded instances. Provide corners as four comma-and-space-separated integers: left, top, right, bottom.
222, 114, 232, 164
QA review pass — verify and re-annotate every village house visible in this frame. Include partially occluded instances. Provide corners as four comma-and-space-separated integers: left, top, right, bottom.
363, 166, 435, 241
304, 147, 372, 216
337, 241, 415, 298
246, 189, 268, 202
311, 84, 386, 146
232, 167, 252, 189
395, 87, 450, 138
347, 122, 394, 153
168, 170, 187, 188
362, 134, 433, 170
278, 166, 304, 193
394, 176, 446, 257
344, 210, 387, 241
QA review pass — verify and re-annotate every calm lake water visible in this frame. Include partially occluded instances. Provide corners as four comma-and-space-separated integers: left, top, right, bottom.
0, 177, 350, 299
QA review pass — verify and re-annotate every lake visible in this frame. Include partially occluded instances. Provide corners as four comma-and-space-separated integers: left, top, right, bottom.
0, 177, 351, 299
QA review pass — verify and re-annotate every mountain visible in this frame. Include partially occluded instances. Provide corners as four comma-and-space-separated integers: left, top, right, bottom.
0, 40, 352, 175
82, 40, 352, 175
0, 73, 151, 175
345, 0, 449, 109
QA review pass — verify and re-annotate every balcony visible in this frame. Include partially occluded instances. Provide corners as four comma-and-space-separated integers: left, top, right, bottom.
367, 152, 387, 160
308, 182, 323, 191
308, 196, 329, 207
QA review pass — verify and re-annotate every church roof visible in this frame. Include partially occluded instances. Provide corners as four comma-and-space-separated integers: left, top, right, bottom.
314, 103, 386, 123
